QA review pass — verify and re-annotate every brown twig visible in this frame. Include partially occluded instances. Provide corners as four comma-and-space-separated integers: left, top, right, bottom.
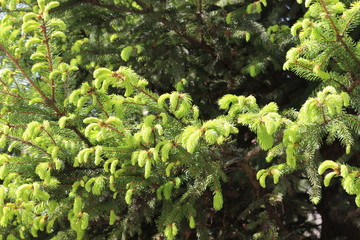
158, 17, 216, 57
93, 93, 110, 118
39, 16, 55, 101
4, 133, 50, 155
41, 127, 58, 147
348, 76, 360, 92
66, 125, 92, 147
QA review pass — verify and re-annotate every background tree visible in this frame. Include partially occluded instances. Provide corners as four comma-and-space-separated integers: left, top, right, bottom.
0, 0, 359, 240
49, 0, 308, 115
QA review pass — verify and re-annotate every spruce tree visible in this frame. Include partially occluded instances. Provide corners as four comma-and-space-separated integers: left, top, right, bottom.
0, 0, 359, 239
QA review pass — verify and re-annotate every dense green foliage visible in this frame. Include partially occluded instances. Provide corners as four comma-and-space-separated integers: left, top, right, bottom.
0, 0, 359, 239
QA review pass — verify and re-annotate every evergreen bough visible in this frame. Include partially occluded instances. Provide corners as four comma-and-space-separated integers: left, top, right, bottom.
0, 0, 359, 239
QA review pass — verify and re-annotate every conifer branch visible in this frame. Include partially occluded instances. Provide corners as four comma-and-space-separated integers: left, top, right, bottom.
0, 9, 31, 13
41, 127, 58, 147
228, 146, 289, 234
158, 17, 216, 57
68, 164, 103, 171
264, 202, 289, 235
0, 45, 48, 100
0, 46, 92, 149
2, 201, 25, 208
124, 0, 216, 57
6, 160, 48, 165
4, 109, 53, 116
102, 125, 124, 136
0, 78, 30, 100
321, 107, 328, 124
0, 89, 30, 100
223, 147, 262, 195
341, 11, 358, 36
81, 0, 147, 14
115, 174, 142, 178
103, 149, 131, 153
238, 147, 262, 197
39, 16, 55, 102
66, 125, 93, 147
93, 93, 109, 118
153, 129, 157, 146
0, 44, 63, 117
319, 0, 360, 68
7, 124, 27, 128
294, 62, 313, 71
4, 133, 50, 155
322, 55, 355, 92
348, 76, 360, 92
123, 101, 148, 106
131, 85, 157, 102
132, 85, 187, 126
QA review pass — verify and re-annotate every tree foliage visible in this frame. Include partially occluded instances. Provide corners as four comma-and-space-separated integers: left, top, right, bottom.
0, 0, 359, 239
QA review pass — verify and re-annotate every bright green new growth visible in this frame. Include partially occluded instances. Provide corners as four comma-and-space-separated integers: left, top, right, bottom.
250, 0, 360, 205
0, 1, 234, 239
219, 0, 360, 205
0, 0, 359, 239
